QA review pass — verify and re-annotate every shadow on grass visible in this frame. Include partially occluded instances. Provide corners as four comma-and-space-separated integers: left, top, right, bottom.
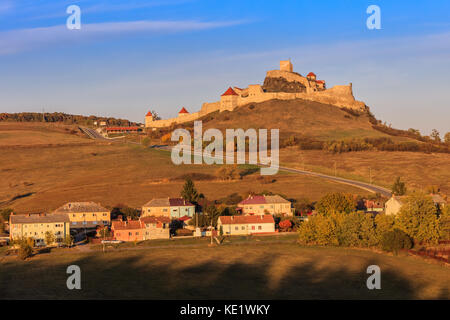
0, 249, 449, 300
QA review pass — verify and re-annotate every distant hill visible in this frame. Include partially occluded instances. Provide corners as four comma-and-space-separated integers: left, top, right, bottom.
0, 112, 138, 127
166, 98, 448, 153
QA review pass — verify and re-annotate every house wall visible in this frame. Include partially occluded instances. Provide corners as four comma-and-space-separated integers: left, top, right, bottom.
68, 211, 110, 228
218, 222, 275, 235
238, 203, 292, 216
385, 198, 403, 216
10, 222, 70, 244
170, 206, 195, 219
113, 228, 143, 242
141, 206, 171, 218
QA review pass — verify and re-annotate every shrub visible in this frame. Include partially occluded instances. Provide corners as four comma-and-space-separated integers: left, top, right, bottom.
316, 193, 355, 215
381, 229, 413, 254
279, 219, 292, 231
176, 229, 194, 237
18, 241, 33, 260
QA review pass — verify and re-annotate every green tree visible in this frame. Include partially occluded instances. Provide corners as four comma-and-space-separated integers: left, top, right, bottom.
381, 229, 413, 254
391, 177, 407, 196
396, 193, 440, 244
374, 213, 395, 244
18, 241, 33, 260
45, 231, 55, 246
205, 205, 221, 228
0, 208, 13, 221
439, 205, 450, 240
315, 193, 355, 215
180, 177, 200, 205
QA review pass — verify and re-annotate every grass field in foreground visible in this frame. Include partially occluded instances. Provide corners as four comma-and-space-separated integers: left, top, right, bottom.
1, 238, 449, 299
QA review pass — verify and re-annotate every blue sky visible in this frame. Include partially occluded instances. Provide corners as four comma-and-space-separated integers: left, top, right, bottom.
0, 0, 449, 135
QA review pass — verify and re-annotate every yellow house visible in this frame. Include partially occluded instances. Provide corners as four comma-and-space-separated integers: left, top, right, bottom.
237, 195, 293, 216
53, 202, 110, 229
9, 212, 70, 246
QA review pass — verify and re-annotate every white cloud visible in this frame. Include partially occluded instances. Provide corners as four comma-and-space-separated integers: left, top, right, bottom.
0, 19, 246, 55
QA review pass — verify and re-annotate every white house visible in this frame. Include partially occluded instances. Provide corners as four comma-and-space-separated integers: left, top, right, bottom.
217, 215, 275, 236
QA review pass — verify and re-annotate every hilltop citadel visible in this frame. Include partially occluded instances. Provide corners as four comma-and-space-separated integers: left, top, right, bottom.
145, 60, 367, 128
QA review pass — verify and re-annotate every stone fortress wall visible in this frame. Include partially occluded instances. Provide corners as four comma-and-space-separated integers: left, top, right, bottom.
145, 60, 366, 128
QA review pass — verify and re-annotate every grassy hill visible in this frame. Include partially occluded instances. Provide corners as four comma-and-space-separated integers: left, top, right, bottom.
197, 98, 405, 142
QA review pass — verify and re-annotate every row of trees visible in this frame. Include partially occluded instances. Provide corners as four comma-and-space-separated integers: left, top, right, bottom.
298, 192, 450, 250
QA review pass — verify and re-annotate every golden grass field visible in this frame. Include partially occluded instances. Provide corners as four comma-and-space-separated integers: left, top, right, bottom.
1, 121, 449, 214
1, 236, 449, 299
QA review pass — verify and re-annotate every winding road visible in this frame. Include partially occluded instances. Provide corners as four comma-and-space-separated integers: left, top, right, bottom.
80, 127, 391, 197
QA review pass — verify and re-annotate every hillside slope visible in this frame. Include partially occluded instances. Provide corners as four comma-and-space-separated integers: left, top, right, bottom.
197, 98, 397, 141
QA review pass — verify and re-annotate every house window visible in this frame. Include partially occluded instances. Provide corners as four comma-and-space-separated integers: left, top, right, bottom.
235, 226, 238, 230
258, 226, 262, 230
241, 226, 245, 230
128, 232, 132, 236
252, 226, 255, 230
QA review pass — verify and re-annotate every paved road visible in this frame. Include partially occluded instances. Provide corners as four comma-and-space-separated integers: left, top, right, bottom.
79, 128, 391, 197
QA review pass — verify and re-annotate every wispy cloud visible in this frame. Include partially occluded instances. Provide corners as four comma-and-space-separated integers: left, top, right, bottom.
0, 19, 246, 55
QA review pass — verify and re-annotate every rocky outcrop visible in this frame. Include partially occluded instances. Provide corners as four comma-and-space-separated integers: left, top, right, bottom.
262, 76, 307, 93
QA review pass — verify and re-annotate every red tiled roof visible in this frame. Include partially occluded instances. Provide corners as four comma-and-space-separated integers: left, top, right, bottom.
111, 220, 142, 230
178, 215, 192, 222
178, 107, 189, 114
140, 216, 171, 224
239, 195, 267, 205
221, 87, 238, 96
146, 111, 152, 117
307, 72, 316, 77
219, 215, 274, 225
169, 198, 194, 207
316, 80, 325, 84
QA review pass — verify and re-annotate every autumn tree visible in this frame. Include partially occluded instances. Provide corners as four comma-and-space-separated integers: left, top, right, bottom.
396, 193, 440, 244
181, 177, 200, 205
315, 193, 355, 215
430, 129, 441, 142
45, 231, 55, 246
391, 177, 406, 196
444, 132, 450, 144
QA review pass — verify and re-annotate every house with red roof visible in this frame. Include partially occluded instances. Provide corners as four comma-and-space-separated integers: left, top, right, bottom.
220, 87, 239, 111
111, 216, 170, 241
307, 72, 317, 81
237, 195, 293, 216
217, 215, 275, 236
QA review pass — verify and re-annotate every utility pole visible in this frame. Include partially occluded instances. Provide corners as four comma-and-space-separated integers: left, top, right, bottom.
334, 161, 337, 177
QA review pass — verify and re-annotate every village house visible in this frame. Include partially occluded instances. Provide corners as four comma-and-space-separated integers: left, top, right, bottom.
237, 195, 293, 216
363, 199, 385, 213
217, 215, 275, 236
141, 198, 195, 219
9, 212, 70, 246
111, 216, 170, 242
53, 202, 110, 229
385, 194, 447, 216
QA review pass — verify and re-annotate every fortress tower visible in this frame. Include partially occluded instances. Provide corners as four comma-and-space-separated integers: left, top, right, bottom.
145, 111, 153, 127
220, 87, 239, 112
280, 60, 293, 72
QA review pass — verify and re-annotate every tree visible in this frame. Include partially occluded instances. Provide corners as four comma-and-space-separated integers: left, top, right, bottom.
205, 205, 221, 228
18, 239, 33, 260
0, 208, 12, 221
391, 177, 406, 196
374, 213, 395, 244
315, 193, 355, 215
396, 193, 440, 244
111, 205, 139, 220
150, 110, 161, 121
180, 177, 200, 205
45, 231, 55, 246
430, 129, 441, 142
444, 132, 450, 144
381, 229, 413, 254
63, 235, 73, 247
439, 206, 450, 240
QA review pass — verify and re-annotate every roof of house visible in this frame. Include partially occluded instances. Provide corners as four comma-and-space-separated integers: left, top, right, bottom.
238, 194, 290, 205
218, 215, 275, 225
140, 216, 171, 224
316, 80, 325, 84
307, 72, 316, 77
178, 107, 189, 114
146, 111, 153, 117
221, 87, 238, 96
111, 220, 142, 230
142, 198, 194, 208
178, 215, 192, 222
106, 126, 140, 131
54, 202, 109, 214
10, 213, 70, 224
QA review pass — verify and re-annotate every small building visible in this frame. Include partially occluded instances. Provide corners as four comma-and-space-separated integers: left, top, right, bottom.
178, 107, 189, 117
111, 216, 170, 242
307, 72, 317, 81
145, 111, 154, 127
141, 198, 195, 219
106, 126, 141, 134
220, 87, 239, 111
363, 199, 384, 213
217, 215, 275, 236
280, 60, 293, 72
9, 212, 70, 245
238, 195, 293, 216
53, 202, 111, 229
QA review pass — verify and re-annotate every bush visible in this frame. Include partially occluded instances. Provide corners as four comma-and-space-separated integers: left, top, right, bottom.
176, 229, 194, 237
18, 241, 33, 260
381, 229, 413, 254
